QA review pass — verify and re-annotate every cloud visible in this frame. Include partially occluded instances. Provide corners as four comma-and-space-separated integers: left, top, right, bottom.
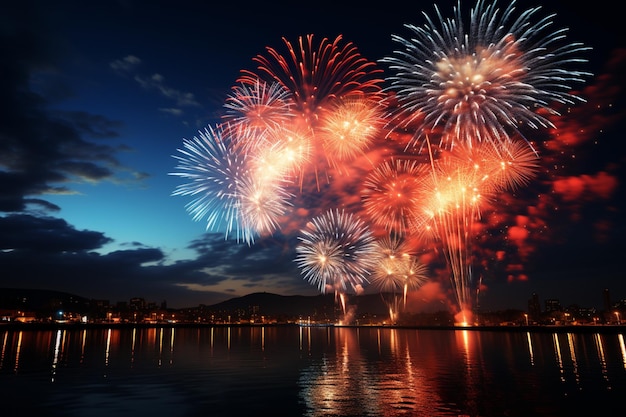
109, 55, 141, 74
0, 214, 111, 252
177, 233, 314, 297
0, 214, 249, 307
159, 108, 184, 116
110, 53, 203, 117
0, 10, 146, 214
134, 73, 200, 107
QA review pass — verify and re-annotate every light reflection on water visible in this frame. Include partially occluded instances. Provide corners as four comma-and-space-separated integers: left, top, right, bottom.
1, 326, 626, 416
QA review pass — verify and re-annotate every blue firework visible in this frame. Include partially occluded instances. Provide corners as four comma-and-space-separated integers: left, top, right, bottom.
170, 125, 256, 244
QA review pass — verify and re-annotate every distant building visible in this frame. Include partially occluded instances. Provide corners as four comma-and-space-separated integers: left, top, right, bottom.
545, 299, 561, 313
129, 297, 146, 310
0, 309, 37, 323
528, 293, 541, 321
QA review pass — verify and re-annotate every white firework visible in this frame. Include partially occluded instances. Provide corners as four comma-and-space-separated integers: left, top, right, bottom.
380, 0, 591, 151
295, 208, 378, 294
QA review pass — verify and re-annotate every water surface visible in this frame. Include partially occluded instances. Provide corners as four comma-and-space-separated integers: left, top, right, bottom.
1, 325, 625, 416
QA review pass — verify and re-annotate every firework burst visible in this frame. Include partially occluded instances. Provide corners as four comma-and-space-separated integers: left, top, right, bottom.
483, 139, 541, 192
238, 34, 385, 129
237, 174, 293, 239
412, 150, 496, 314
381, 0, 591, 151
362, 158, 428, 235
445, 139, 540, 194
170, 125, 290, 245
222, 79, 294, 153
237, 34, 386, 188
371, 255, 407, 293
295, 208, 378, 294
316, 94, 385, 168
399, 256, 429, 306
371, 236, 430, 321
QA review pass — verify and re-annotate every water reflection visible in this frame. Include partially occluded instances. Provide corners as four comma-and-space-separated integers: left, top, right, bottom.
553, 333, 565, 383
567, 333, 581, 387
0, 331, 8, 370
619, 334, 626, 369
51, 330, 62, 382
299, 327, 454, 416
595, 333, 610, 386
0, 326, 625, 417
13, 331, 22, 374
526, 331, 534, 365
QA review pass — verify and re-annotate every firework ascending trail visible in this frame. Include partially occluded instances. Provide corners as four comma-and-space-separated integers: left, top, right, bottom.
413, 140, 539, 321
380, 0, 591, 152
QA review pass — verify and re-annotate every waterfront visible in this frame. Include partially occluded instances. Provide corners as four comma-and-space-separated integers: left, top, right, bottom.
1, 325, 625, 416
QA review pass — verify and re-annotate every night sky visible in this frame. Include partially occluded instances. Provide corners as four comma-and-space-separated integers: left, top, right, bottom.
1, 0, 625, 312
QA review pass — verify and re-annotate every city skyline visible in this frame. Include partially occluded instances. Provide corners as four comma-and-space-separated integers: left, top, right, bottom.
1, 0, 625, 314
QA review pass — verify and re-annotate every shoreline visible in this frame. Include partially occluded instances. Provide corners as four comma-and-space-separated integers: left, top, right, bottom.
2, 321, 625, 333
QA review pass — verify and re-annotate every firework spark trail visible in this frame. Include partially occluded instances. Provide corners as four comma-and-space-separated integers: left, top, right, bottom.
380, 0, 591, 152
371, 235, 429, 320
238, 34, 385, 127
414, 152, 493, 314
317, 95, 385, 169
238, 34, 386, 189
222, 79, 294, 153
295, 208, 378, 295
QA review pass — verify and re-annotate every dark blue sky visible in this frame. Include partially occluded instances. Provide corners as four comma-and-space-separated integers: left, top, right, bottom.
1, 0, 624, 311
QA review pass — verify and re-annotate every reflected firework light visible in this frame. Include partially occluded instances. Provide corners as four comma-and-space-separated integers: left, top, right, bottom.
380, 0, 591, 152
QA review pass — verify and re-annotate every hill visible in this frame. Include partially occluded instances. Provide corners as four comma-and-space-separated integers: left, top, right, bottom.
0, 288, 390, 316
204, 292, 389, 317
